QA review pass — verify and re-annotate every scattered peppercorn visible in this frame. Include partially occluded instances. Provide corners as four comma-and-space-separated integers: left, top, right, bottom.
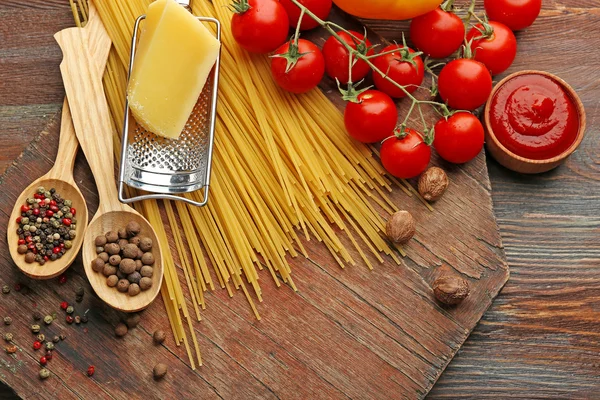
74, 316, 81, 324
31, 324, 41, 333
87, 365, 95, 377
40, 356, 47, 366
33, 341, 42, 350
115, 323, 128, 337
66, 306, 74, 315
2, 285, 10, 294
39, 368, 50, 380
4, 317, 12, 326
59, 334, 66, 341
33, 311, 42, 321
153, 330, 166, 345
58, 275, 67, 284
45, 350, 53, 360
65, 315, 74, 324
75, 287, 84, 297
52, 336, 60, 343
36, 334, 45, 343
3, 333, 13, 342
5, 345, 17, 354
44, 315, 53, 325
153, 363, 168, 380
75, 295, 83, 303
45, 342, 54, 351
81, 315, 89, 324
14, 283, 22, 292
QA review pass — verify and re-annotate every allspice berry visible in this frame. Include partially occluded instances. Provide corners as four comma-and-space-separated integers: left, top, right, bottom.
107, 275, 119, 287
122, 244, 139, 259
418, 167, 449, 202
153, 330, 166, 344
103, 264, 118, 277
119, 259, 136, 275
98, 252, 109, 262
94, 235, 107, 247
386, 211, 416, 244
432, 275, 470, 305
105, 231, 119, 243
139, 237, 153, 252
153, 363, 168, 380
118, 227, 128, 239
129, 236, 141, 246
140, 265, 153, 278
117, 279, 130, 293
104, 243, 120, 256
125, 313, 141, 329
109, 254, 121, 266
126, 221, 142, 238
135, 260, 143, 272
17, 245, 28, 254
118, 239, 130, 251
128, 284, 141, 297
25, 253, 35, 263
141, 252, 155, 266
91, 258, 105, 273
139, 277, 153, 291
115, 322, 128, 337
128, 272, 142, 284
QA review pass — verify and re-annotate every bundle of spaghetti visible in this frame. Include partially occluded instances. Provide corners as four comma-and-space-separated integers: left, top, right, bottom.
83, 0, 428, 368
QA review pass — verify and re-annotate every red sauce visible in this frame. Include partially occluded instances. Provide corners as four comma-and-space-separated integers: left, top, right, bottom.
490, 74, 579, 160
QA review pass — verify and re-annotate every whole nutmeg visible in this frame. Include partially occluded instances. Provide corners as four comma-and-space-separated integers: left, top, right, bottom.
126, 221, 142, 237
122, 244, 139, 259
91, 258, 105, 273
432, 275, 470, 305
117, 279, 130, 293
104, 243, 120, 256
119, 259, 137, 275
105, 231, 119, 243
386, 211, 416, 244
418, 167, 449, 202
153, 363, 168, 380
141, 252, 155, 266
153, 330, 166, 344
139, 237, 153, 252
106, 275, 119, 287
115, 322, 128, 337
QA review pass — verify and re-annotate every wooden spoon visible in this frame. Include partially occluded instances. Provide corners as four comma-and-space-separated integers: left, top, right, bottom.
55, 11, 163, 313
6, 3, 108, 280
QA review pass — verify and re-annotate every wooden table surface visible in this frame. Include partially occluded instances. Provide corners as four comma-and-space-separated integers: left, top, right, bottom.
0, 0, 598, 398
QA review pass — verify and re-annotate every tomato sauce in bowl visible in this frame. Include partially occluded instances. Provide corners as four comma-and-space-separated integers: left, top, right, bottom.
489, 73, 580, 160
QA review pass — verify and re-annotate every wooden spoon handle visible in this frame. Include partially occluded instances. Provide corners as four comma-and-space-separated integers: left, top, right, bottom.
48, 2, 112, 182
55, 27, 119, 212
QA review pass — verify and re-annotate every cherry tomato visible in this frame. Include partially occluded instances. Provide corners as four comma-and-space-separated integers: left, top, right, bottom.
380, 128, 431, 179
280, 0, 332, 31
322, 31, 374, 84
231, 0, 290, 54
344, 90, 398, 143
434, 112, 484, 164
271, 39, 325, 93
409, 7, 465, 59
484, 0, 542, 31
438, 59, 492, 110
467, 21, 517, 76
372, 45, 424, 99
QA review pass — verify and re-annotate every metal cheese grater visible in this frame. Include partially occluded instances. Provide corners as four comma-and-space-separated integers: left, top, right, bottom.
118, 0, 221, 207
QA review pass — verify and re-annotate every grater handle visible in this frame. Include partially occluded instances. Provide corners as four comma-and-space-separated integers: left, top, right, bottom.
118, 183, 210, 207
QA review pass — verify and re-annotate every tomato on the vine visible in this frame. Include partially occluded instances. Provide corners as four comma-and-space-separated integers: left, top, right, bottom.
344, 90, 398, 143
322, 31, 374, 84
271, 39, 325, 93
433, 112, 484, 164
467, 21, 517, 76
231, 0, 290, 54
372, 45, 424, 98
280, 0, 332, 31
380, 128, 431, 179
409, 7, 465, 59
484, 0, 542, 31
438, 59, 492, 110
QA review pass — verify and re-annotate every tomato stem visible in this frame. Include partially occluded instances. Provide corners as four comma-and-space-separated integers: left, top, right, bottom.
230, 0, 250, 14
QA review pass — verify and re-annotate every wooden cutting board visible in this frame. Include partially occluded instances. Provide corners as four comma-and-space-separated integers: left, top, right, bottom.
0, 5, 508, 399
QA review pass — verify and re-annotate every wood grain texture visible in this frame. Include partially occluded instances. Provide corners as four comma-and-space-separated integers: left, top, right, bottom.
0, 0, 596, 399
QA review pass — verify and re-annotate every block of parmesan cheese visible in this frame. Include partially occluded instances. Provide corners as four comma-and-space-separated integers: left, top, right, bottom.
127, 0, 220, 139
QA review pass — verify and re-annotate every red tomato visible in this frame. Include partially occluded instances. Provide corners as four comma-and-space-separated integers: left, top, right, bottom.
280, 0, 332, 30
484, 0, 542, 31
372, 45, 424, 98
438, 59, 492, 110
380, 128, 431, 179
409, 7, 465, 59
467, 21, 517, 76
271, 39, 325, 93
231, 0, 290, 54
322, 31, 374, 84
344, 90, 398, 143
433, 112, 484, 164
